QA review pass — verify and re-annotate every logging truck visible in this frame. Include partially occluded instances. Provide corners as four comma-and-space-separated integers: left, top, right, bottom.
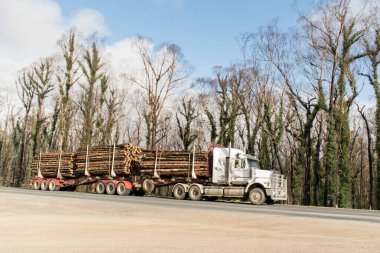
31, 145, 287, 205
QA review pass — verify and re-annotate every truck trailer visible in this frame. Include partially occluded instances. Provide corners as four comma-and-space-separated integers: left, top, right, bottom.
31, 145, 287, 205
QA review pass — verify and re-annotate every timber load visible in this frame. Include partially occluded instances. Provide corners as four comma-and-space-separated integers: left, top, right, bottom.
75, 143, 142, 176
138, 150, 209, 178
31, 152, 76, 178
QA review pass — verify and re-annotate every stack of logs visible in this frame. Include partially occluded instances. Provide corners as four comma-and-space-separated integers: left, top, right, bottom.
138, 150, 209, 178
31, 145, 210, 179
76, 143, 142, 176
31, 152, 76, 178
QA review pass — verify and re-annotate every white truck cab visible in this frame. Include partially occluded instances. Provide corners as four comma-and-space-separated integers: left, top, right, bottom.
172, 147, 287, 205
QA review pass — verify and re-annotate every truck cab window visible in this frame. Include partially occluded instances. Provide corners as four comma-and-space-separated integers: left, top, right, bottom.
247, 159, 260, 170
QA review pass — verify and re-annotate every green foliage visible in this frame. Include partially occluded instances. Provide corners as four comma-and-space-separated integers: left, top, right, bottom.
325, 115, 338, 207
291, 164, 303, 205
259, 133, 271, 170
338, 112, 352, 208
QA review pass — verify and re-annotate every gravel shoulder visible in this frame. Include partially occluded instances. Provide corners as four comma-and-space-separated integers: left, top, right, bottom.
0, 187, 379, 253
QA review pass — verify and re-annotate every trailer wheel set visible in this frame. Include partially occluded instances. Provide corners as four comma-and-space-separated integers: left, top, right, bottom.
90, 180, 133, 196
31, 178, 133, 196
31, 177, 273, 205
170, 182, 268, 204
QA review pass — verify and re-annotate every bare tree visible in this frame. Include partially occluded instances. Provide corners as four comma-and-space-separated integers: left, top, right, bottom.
124, 37, 191, 149
176, 97, 199, 151
29, 58, 54, 157
357, 105, 375, 209
79, 40, 106, 146
199, 65, 247, 148
100, 86, 124, 145
56, 29, 81, 151
300, 0, 371, 207
361, 24, 380, 209
14, 70, 35, 186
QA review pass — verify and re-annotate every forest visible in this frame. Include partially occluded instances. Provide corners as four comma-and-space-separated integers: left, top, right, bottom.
0, 0, 379, 209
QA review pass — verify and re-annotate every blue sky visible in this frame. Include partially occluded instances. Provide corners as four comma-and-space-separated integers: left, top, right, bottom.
0, 0, 375, 104
56, 0, 307, 78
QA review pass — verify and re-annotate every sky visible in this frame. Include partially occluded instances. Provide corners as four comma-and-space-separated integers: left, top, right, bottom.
55, 0, 306, 78
0, 0, 375, 105
0, 0, 309, 100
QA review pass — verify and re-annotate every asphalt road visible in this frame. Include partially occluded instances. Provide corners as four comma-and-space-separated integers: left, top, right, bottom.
1, 186, 379, 224
1, 186, 380, 253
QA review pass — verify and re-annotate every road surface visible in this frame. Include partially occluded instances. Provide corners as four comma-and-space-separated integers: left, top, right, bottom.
0, 186, 379, 253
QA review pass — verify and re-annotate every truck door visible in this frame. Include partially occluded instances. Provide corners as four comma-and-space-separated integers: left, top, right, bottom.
231, 158, 250, 184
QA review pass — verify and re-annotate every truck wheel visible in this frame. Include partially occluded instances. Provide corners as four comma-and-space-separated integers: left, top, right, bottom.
33, 180, 41, 190
106, 182, 116, 195
48, 180, 60, 191
116, 183, 130, 196
96, 182, 105, 194
142, 179, 155, 194
173, 184, 187, 200
40, 180, 48, 191
249, 188, 266, 205
188, 185, 202, 201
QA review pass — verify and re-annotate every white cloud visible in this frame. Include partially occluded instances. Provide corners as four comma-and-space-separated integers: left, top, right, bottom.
105, 38, 144, 77
104, 37, 145, 97
69, 9, 110, 38
0, 0, 154, 114
0, 0, 63, 98
0, 0, 110, 100
349, 0, 377, 16
0, 0, 63, 59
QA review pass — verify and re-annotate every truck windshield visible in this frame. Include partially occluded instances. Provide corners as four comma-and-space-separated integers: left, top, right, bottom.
247, 159, 260, 170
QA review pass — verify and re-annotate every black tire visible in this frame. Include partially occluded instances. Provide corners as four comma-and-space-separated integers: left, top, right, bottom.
142, 179, 155, 194
96, 182, 105, 194
106, 182, 116, 195
116, 183, 131, 196
188, 185, 202, 201
48, 180, 59, 191
33, 180, 41, 190
248, 187, 266, 205
40, 180, 48, 191
173, 184, 187, 200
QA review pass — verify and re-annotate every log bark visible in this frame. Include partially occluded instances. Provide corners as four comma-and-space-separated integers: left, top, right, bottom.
137, 150, 208, 178
31, 152, 76, 178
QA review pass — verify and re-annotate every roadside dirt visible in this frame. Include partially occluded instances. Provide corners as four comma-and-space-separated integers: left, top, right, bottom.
0, 191, 379, 253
